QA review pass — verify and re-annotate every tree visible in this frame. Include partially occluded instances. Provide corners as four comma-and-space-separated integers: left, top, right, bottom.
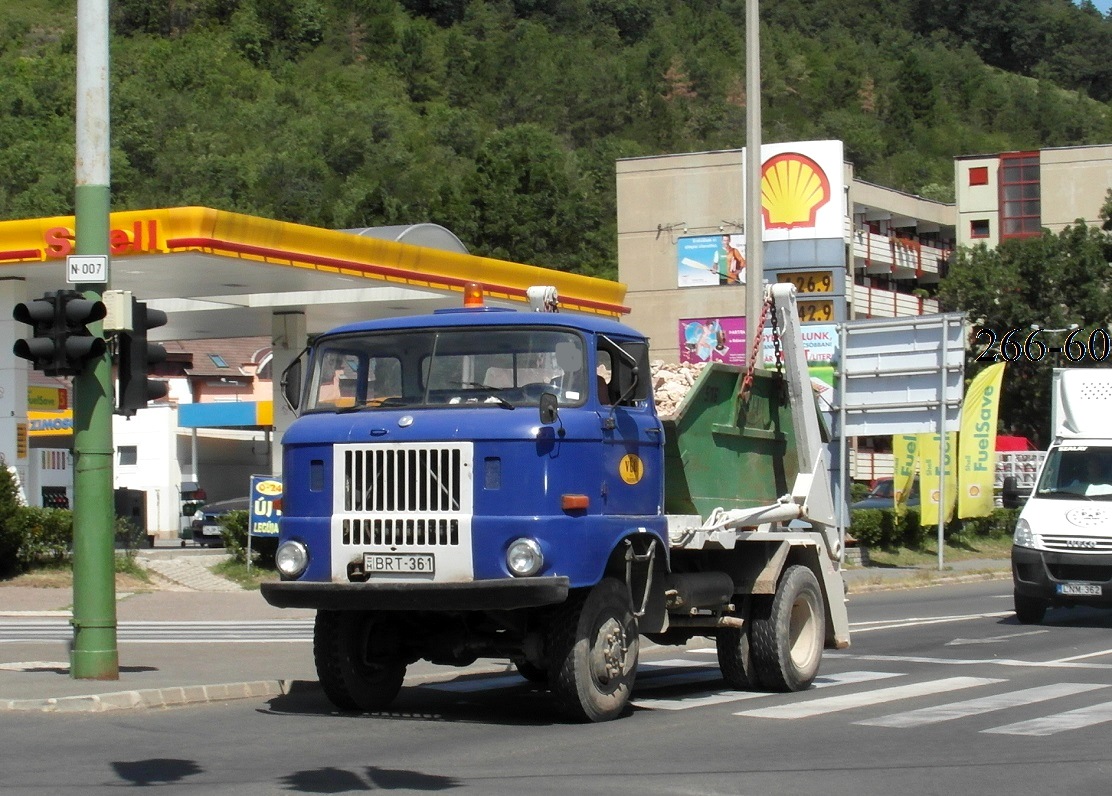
940, 221, 1112, 447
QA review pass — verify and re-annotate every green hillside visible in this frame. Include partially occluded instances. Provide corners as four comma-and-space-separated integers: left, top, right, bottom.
2, 0, 1111, 279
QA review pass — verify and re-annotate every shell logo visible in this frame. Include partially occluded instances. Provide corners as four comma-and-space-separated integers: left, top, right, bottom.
968, 485, 981, 497
761, 153, 831, 230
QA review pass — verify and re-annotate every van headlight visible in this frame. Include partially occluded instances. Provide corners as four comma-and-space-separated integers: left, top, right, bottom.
275, 540, 309, 578
1013, 519, 1036, 549
506, 538, 544, 577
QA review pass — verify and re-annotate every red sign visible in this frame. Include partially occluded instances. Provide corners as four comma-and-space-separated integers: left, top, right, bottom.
44, 220, 159, 259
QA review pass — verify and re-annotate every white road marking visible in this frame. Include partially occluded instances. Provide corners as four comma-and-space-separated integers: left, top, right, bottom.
825, 652, 1112, 671
857, 682, 1108, 728
633, 670, 903, 711
848, 612, 1012, 633
984, 700, 1112, 736
735, 676, 1004, 720
945, 630, 1049, 646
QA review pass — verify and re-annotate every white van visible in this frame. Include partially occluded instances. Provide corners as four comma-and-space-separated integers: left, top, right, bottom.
1009, 369, 1112, 623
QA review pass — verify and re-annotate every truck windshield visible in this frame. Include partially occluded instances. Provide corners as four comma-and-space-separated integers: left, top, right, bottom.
1034, 445, 1112, 500
303, 327, 588, 413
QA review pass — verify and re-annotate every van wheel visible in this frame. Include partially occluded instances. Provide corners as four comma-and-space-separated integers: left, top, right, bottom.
750, 565, 825, 692
314, 610, 406, 712
548, 578, 639, 722
1014, 591, 1047, 625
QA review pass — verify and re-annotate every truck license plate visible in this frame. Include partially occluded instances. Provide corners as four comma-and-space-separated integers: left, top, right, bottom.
1057, 582, 1102, 596
364, 553, 435, 574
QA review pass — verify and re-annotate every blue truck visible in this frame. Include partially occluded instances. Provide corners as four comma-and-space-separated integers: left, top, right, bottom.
261, 283, 849, 721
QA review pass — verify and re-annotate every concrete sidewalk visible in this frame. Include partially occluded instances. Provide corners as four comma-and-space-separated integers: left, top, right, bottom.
0, 555, 1011, 713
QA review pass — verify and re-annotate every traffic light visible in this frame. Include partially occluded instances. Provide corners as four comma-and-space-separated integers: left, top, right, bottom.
13, 290, 107, 376
117, 298, 169, 417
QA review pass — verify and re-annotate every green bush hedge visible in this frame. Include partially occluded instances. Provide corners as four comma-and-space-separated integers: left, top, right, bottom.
848, 507, 1019, 551
219, 510, 277, 568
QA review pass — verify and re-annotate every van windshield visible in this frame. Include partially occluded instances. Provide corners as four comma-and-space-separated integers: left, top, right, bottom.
302, 327, 588, 413
1035, 445, 1112, 500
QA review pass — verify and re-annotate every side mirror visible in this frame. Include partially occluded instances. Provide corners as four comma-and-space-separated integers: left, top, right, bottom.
1001, 475, 1020, 509
539, 391, 559, 425
281, 357, 303, 412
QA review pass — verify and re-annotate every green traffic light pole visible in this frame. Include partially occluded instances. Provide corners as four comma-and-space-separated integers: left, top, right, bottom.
71, 0, 117, 680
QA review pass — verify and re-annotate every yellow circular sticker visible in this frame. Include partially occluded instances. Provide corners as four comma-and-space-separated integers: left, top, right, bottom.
619, 454, 644, 485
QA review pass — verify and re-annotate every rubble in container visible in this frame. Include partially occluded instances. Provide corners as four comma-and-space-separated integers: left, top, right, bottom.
651, 360, 707, 416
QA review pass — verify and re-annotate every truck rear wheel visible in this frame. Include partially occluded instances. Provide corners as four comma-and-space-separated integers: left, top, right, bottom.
1014, 590, 1048, 625
548, 578, 639, 722
750, 565, 825, 692
314, 610, 407, 712
716, 601, 760, 690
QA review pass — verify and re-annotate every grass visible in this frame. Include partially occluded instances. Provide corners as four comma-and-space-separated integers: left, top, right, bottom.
212, 558, 279, 590
1, 552, 157, 591
854, 533, 1013, 569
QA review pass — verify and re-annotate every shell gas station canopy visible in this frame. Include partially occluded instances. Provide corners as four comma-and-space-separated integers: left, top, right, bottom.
0, 206, 629, 341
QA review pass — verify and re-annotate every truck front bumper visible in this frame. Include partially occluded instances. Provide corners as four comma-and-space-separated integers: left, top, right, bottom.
1012, 546, 1112, 606
261, 576, 570, 612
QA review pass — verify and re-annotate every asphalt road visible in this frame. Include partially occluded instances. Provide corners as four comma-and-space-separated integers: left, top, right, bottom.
4, 580, 1112, 795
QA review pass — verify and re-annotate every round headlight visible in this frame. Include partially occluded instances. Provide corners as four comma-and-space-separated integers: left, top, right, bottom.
275, 540, 309, 578
506, 538, 544, 577
1013, 518, 1036, 549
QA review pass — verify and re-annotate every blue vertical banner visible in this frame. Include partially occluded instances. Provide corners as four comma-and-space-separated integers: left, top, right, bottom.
249, 474, 282, 537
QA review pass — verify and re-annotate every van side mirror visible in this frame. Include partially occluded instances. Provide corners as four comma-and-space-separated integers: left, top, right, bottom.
1002, 475, 1020, 509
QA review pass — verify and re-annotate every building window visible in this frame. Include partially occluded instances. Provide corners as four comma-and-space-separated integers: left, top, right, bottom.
968, 166, 988, 186
119, 446, 138, 466
970, 219, 990, 239
999, 152, 1041, 239
208, 354, 229, 368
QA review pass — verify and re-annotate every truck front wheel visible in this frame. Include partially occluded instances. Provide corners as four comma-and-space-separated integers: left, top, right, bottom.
314, 610, 407, 712
750, 565, 825, 692
548, 578, 639, 722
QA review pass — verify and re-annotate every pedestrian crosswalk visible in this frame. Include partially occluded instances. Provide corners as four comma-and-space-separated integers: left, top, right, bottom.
419, 660, 1112, 737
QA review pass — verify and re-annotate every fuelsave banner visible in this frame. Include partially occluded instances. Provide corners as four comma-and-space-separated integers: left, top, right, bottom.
957, 362, 1006, 518
892, 435, 919, 513
919, 432, 958, 527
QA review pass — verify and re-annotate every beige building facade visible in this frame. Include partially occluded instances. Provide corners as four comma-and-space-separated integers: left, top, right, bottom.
955, 143, 1112, 248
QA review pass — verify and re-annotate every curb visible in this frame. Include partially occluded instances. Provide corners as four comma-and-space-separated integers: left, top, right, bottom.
1, 679, 292, 713
845, 568, 1011, 594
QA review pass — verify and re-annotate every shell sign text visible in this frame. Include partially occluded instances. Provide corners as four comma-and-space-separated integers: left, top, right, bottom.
44, 219, 160, 258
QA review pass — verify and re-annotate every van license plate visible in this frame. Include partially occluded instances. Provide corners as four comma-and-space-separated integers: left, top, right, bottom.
365, 553, 435, 574
1057, 582, 1101, 596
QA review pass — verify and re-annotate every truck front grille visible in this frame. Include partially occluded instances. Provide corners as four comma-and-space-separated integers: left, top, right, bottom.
343, 445, 465, 513
343, 517, 460, 547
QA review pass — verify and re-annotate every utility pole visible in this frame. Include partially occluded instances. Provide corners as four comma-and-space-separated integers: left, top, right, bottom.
71, 0, 117, 680
745, 0, 764, 356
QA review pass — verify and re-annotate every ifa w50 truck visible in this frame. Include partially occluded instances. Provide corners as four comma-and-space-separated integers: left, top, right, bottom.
1009, 368, 1112, 624
262, 283, 850, 721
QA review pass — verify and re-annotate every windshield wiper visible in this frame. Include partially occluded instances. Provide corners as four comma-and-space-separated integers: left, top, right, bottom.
451, 382, 515, 410
335, 397, 411, 414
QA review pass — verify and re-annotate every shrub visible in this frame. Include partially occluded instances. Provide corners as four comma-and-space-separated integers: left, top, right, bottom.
16, 507, 73, 567
220, 509, 278, 568
0, 464, 23, 578
848, 508, 900, 549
